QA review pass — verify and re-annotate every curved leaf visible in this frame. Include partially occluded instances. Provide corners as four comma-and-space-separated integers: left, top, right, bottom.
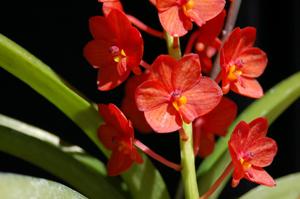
240, 173, 300, 199
0, 173, 87, 199
0, 114, 126, 199
0, 33, 169, 199
197, 72, 300, 198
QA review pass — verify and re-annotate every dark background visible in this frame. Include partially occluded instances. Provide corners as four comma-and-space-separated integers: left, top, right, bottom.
1, 0, 300, 198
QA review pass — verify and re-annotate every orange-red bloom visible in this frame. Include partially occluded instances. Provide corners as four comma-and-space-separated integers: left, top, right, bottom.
156, 0, 225, 37
98, 0, 123, 16
219, 27, 267, 98
135, 54, 222, 133
193, 97, 237, 157
228, 118, 277, 187
121, 74, 153, 133
98, 104, 143, 176
84, 9, 143, 91
194, 10, 226, 75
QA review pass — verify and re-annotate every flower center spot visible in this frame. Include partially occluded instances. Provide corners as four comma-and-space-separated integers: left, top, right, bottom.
182, 0, 194, 15
109, 46, 127, 63
240, 158, 252, 170
171, 91, 187, 111
227, 64, 242, 81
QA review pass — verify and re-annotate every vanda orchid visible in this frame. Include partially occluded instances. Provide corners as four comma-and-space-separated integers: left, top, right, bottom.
1, 0, 300, 199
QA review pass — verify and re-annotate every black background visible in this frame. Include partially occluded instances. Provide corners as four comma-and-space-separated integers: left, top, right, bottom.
1, 0, 300, 198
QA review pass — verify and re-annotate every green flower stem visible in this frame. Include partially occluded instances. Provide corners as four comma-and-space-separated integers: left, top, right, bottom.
165, 32, 199, 199
197, 71, 300, 199
165, 32, 181, 60
179, 123, 200, 199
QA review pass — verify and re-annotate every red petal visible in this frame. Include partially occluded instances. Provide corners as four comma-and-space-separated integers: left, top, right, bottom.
150, 55, 177, 92
172, 54, 201, 91
121, 75, 153, 133
221, 27, 256, 65
97, 62, 131, 91
83, 40, 114, 69
202, 97, 237, 136
97, 124, 118, 150
186, 0, 225, 27
240, 47, 268, 78
198, 131, 215, 157
192, 118, 204, 155
231, 77, 264, 98
198, 53, 212, 75
229, 121, 250, 155
122, 27, 143, 71
98, 104, 133, 138
89, 16, 114, 40
197, 10, 226, 44
247, 117, 269, 142
107, 150, 133, 176
135, 80, 170, 111
158, 6, 191, 37
156, 0, 176, 12
230, 149, 245, 188
106, 9, 132, 40
180, 77, 222, 123
247, 137, 277, 167
144, 103, 182, 133
245, 167, 276, 187
231, 164, 244, 187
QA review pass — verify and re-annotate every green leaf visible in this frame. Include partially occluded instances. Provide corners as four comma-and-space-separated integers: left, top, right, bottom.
240, 173, 300, 199
197, 71, 300, 198
0, 114, 126, 199
0, 33, 170, 199
0, 173, 87, 199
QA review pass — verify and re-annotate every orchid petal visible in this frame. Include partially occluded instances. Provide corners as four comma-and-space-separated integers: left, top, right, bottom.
231, 77, 264, 98
135, 80, 170, 111
144, 103, 182, 133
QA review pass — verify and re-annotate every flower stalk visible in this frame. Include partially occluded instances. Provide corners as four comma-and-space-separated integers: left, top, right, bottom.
127, 15, 164, 39
165, 30, 200, 199
134, 139, 181, 171
179, 123, 200, 199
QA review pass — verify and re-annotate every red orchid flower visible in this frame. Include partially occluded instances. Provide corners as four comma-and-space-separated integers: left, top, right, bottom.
228, 117, 277, 187
84, 9, 143, 91
156, 0, 225, 37
121, 74, 153, 133
219, 27, 268, 98
135, 54, 222, 133
98, 0, 123, 16
193, 97, 237, 157
194, 10, 226, 75
98, 103, 143, 176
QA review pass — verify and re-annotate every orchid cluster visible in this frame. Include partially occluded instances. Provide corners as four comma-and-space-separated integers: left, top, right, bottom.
83, 0, 277, 198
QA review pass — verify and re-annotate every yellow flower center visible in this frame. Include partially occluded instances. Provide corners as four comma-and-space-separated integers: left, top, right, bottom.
172, 95, 187, 111
182, 0, 194, 15
113, 49, 127, 63
227, 64, 242, 81
240, 158, 252, 170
